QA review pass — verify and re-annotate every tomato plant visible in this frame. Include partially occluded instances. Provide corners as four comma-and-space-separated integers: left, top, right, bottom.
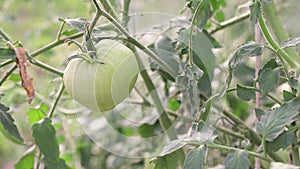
0, 0, 300, 169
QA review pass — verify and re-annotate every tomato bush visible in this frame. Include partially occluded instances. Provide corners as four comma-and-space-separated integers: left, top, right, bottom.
0, 0, 300, 169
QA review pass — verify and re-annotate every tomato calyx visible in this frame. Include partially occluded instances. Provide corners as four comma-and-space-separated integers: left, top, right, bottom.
67, 53, 105, 64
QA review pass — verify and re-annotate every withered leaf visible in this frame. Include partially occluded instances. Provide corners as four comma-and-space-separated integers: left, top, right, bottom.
14, 47, 35, 104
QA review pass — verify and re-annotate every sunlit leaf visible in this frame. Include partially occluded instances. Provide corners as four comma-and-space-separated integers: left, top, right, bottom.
26, 107, 46, 126
224, 150, 250, 169
61, 29, 78, 36
256, 97, 300, 141
280, 37, 300, 49
14, 152, 35, 169
229, 41, 263, 67
0, 103, 24, 143
183, 145, 207, 169
236, 85, 255, 101
32, 118, 59, 160
258, 68, 279, 93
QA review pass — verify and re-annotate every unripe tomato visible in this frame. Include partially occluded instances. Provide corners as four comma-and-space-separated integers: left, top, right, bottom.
63, 40, 139, 112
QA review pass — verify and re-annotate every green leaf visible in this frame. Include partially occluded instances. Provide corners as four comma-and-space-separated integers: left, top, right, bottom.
0, 103, 24, 143
258, 68, 279, 93
61, 29, 78, 36
168, 98, 181, 111
255, 108, 265, 121
185, 121, 218, 144
256, 97, 300, 141
0, 48, 16, 59
229, 41, 263, 67
236, 85, 255, 101
270, 162, 299, 169
202, 29, 222, 48
224, 150, 250, 169
258, 58, 278, 76
183, 145, 207, 169
226, 93, 249, 120
176, 64, 203, 115
151, 35, 183, 80
63, 18, 87, 31
266, 129, 296, 152
192, 0, 211, 29
152, 152, 178, 169
159, 139, 187, 156
215, 10, 225, 22
14, 150, 35, 169
32, 117, 59, 160
280, 37, 300, 49
137, 123, 155, 138
250, 1, 261, 29
282, 90, 295, 102
26, 106, 47, 126
44, 158, 71, 169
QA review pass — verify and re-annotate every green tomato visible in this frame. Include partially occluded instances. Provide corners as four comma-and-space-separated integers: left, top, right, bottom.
63, 39, 139, 112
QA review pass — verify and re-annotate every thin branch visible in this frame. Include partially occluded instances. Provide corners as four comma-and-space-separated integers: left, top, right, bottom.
210, 11, 250, 34
48, 84, 65, 118
0, 64, 17, 86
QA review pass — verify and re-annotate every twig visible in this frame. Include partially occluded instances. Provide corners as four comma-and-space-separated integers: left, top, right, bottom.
210, 11, 250, 34
48, 84, 65, 118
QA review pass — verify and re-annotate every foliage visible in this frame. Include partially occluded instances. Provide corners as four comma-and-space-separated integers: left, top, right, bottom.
0, 0, 300, 168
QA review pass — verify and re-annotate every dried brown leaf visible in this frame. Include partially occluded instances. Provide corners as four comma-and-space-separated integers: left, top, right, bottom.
14, 47, 35, 104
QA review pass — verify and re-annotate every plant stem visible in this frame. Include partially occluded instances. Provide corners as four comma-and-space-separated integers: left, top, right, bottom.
188, 142, 271, 162
217, 126, 244, 140
48, 84, 64, 118
261, 2, 300, 64
188, 0, 207, 66
214, 104, 285, 162
92, 4, 176, 77
99, 0, 118, 20
210, 11, 250, 34
258, 16, 298, 68
227, 86, 283, 105
0, 64, 17, 86
121, 0, 131, 28
0, 28, 12, 42
30, 59, 64, 77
